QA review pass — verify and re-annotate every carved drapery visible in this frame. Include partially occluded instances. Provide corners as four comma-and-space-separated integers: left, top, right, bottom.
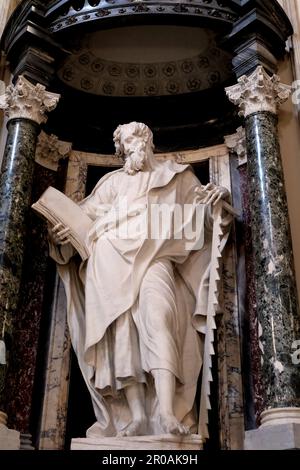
38, 145, 244, 450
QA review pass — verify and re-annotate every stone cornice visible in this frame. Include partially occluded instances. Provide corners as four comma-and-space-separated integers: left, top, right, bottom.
47, 0, 239, 34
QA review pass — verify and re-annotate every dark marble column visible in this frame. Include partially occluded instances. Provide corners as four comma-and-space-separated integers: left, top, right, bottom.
245, 111, 300, 410
0, 76, 60, 419
226, 66, 300, 426
3, 138, 70, 438
225, 129, 264, 427
0, 119, 39, 406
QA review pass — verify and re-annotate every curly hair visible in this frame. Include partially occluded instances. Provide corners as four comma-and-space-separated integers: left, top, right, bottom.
113, 122, 154, 158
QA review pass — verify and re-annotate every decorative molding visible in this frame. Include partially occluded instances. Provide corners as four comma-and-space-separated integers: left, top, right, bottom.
225, 66, 291, 117
13, 47, 57, 89
0, 76, 60, 125
221, 0, 293, 79
49, 1, 238, 34
65, 152, 89, 202
224, 127, 247, 167
58, 42, 233, 97
231, 37, 278, 78
20, 433, 34, 450
71, 144, 229, 169
35, 131, 72, 171
260, 408, 300, 427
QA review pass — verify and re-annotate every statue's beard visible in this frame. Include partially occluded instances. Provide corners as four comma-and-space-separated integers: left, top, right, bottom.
124, 147, 147, 175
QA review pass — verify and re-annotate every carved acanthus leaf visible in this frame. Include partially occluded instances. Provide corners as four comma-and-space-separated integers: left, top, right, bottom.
226, 66, 291, 117
0, 76, 60, 125
224, 127, 247, 166
36, 131, 72, 170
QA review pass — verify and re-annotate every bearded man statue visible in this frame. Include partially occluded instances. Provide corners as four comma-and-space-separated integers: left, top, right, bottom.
48, 122, 232, 440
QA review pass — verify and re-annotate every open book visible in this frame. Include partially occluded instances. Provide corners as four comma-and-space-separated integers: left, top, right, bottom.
32, 186, 92, 261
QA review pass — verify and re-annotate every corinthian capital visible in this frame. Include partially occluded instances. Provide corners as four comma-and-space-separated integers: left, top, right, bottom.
35, 131, 72, 171
0, 76, 60, 125
225, 66, 291, 117
224, 127, 247, 166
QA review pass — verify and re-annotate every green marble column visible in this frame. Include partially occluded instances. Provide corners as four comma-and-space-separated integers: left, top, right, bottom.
0, 76, 60, 412
226, 66, 300, 427
0, 119, 39, 404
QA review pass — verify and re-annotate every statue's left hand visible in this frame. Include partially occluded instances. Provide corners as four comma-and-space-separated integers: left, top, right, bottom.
48, 222, 71, 246
195, 183, 230, 206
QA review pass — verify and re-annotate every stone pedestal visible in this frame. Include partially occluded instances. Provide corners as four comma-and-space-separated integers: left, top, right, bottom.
245, 424, 300, 450
0, 425, 20, 450
0, 411, 20, 450
71, 434, 203, 451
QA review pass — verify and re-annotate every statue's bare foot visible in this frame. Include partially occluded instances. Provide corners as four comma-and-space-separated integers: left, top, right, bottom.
160, 414, 190, 436
117, 418, 147, 437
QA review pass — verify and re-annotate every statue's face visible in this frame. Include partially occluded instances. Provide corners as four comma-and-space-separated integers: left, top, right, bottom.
119, 125, 143, 158
119, 125, 148, 175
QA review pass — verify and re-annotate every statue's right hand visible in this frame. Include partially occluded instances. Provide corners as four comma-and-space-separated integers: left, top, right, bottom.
48, 222, 71, 246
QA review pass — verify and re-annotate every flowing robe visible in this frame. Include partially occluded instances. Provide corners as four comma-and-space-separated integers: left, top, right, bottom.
49, 160, 230, 437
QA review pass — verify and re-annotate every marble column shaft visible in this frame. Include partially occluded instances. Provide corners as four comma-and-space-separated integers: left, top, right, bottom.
245, 111, 300, 409
0, 118, 39, 271
226, 67, 300, 417
0, 119, 40, 407
0, 76, 60, 410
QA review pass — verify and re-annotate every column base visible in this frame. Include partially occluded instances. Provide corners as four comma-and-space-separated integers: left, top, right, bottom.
245, 408, 300, 450
20, 433, 35, 450
261, 408, 300, 426
71, 434, 203, 451
0, 412, 20, 450
245, 409, 300, 450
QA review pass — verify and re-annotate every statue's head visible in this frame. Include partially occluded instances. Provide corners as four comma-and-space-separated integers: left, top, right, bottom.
113, 122, 155, 174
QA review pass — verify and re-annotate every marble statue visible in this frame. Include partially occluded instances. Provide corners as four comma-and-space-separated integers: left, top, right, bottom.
48, 122, 232, 440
